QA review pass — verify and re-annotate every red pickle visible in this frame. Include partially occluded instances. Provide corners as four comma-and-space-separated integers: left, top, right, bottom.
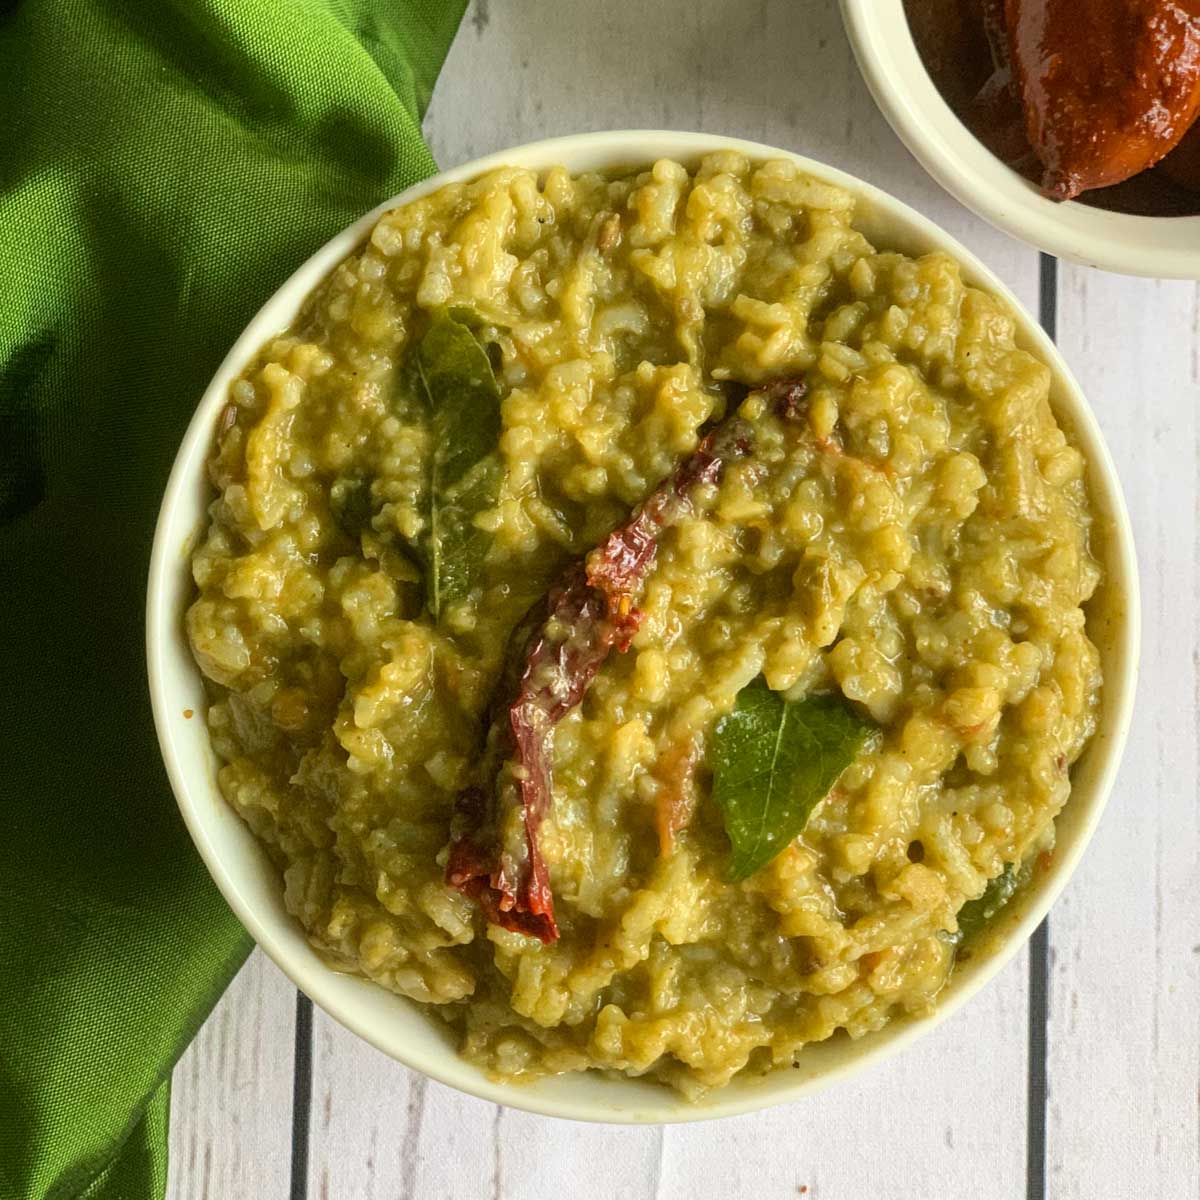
445, 380, 807, 941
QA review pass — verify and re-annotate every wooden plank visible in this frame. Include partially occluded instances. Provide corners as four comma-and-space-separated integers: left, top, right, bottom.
306, 1013, 667, 1200
300, 5, 1039, 1199
306, 1014, 492, 1200
1046, 271, 1200, 1198
493, 1106, 662, 1199
166, 950, 297, 1198
658, 965, 1031, 1199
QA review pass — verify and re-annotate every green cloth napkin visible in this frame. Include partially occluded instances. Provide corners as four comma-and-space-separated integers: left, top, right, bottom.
0, 2, 467, 1196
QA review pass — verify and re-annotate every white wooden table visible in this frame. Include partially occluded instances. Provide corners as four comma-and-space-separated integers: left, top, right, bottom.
165, 3, 1200, 1196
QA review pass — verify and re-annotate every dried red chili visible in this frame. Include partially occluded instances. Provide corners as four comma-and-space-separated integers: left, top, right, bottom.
445, 563, 621, 942
587, 415, 753, 636
446, 393, 790, 942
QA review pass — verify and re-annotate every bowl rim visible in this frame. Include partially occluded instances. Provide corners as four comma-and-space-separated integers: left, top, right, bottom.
147, 129, 1141, 1123
839, 0, 1200, 279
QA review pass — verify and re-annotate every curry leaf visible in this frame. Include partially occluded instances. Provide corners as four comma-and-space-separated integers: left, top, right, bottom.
446, 304, 485, 330
711, 678, 875, 880
412, 310, 504, 618
950, 862, 1020, 946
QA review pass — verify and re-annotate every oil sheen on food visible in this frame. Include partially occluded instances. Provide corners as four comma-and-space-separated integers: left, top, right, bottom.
187, 155, 1102, 1097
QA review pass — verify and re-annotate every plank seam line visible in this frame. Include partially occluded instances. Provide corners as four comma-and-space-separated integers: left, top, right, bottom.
290, 991, 314, 1200
1027, 919, 1050, 1200
1026, 251, 1057, 1200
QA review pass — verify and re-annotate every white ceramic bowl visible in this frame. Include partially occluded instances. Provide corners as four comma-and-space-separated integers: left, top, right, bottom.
147, 131, 1139, 1123
840, 0, 1200, 278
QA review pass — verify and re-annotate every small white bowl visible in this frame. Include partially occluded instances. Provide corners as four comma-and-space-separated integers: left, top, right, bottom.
840, 0, 1200, 278
147, 131, 1139, 1123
